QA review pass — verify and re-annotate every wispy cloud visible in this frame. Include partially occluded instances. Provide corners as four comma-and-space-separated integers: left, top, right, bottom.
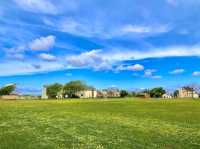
121, 24, 170, 34
5, 35, 56, 60
38, 53, 56, 61
101, 44, 200, 61
192, 71, 200, 76
0, 61, 64, 77
14, 0, 59, 14
169, 69, 185, 75
129, 64, 144, 71
116, 64, 144, 72
144, 69, 162, 79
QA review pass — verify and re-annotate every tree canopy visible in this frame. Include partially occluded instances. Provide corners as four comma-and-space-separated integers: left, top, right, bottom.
63, 80, 90, 98
149, 87, 166, 98
120, 90, 129, 97
0, 84, 16, 96
46, 83, 63, 98
173, 90, 179, 98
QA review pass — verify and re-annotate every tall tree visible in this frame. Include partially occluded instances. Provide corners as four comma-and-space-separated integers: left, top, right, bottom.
120, 90, 129, 97
150, 87, 166, 98
173, 90, 179, 98
46, 83, 63, 98
63, 80, 88, 98
0, 84, 16, 96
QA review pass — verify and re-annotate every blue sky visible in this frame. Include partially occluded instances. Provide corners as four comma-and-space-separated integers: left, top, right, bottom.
1, 0, 200, 94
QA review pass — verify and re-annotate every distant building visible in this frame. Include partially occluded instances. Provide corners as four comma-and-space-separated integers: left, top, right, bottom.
41, 86, 48, 99
178, 87, 199, 98
0, 94, 19, 100
97, 90, 108, 98
75, 90, 97, 98
18, 95, 39, 100
136, 93, 150, 98
96, 88, 120, 98
107, 90, 120, 98
162, 94, 172, 99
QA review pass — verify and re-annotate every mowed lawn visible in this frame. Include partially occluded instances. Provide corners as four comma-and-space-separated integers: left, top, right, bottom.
0, 99, 200, 149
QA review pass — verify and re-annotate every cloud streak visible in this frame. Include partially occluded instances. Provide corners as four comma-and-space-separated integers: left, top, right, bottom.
14, 0, 59, 14
169, 69, 185, 75
38, 53, 56, 61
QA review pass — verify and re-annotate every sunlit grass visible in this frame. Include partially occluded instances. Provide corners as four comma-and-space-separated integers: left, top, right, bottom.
0, 98, 200, 149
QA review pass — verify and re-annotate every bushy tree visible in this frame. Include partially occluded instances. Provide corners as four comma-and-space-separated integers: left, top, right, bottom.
46, 83, 63, 98
63, 80, 88, 98
149, 87, 166, 98
120, 90, 129, 97
173, 90, 179, 98
0, 84, 16, 95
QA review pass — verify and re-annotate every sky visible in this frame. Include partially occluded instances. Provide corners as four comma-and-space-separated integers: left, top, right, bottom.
1, 0, 200, 94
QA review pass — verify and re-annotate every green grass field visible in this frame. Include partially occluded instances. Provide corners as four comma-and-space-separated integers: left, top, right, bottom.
0, 99, 200, 149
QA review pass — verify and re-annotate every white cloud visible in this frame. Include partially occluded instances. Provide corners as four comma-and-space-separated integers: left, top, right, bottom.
116, 64, 144, 72
29, 35, 55, 51
144, 69, 156, 76
14, 0, 58, 14
144, 69, 162, 79
66, 50, 112, 71
102, 44, 200, 61
0, 61, 64, 76
121, 24, 170, 34
43, 16, 170, 38
6, 53, 25, 60
193, 71, 200, 76
4, 36, 56, 60
65, 44, 200, 72
38, 53, 56, 61
170, 69, 185, 74
128, 64, 144, 71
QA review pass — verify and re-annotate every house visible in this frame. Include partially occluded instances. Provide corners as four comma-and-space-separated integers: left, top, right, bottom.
75, 90, 97, 98
136, 93, 150, 98
97, 88, 120, 98
178, 87, 199, 98
107, 90, 120, 97
0, 94, 19, 100
162, 94, 172, 99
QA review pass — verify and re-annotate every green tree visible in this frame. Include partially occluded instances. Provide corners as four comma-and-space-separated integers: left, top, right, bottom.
120, 90, 129, 97
64, 80, 88, 98
173, 90, 179, 98
46, 83, 63, 98
0, 84, 16, 96
150, 87, 166, 98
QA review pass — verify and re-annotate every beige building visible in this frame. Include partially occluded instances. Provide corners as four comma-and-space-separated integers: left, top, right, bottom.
162, 94, 172, 99
0, 94, 19, 100
76, 90, 97, 98
178, 87, 199, 98
96, 89, 121, 98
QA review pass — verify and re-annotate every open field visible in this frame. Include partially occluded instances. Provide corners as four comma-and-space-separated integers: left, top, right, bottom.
0, 98, 200, 149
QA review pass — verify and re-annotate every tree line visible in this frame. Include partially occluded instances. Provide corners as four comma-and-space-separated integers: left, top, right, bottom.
120, 87, 166, 98
46, 80, 93, 98
46, 80, 168, 98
